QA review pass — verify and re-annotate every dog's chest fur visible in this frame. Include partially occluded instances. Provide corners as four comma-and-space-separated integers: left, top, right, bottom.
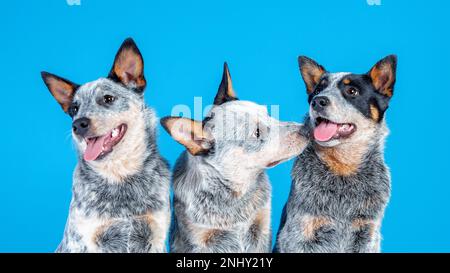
294, 145, 390, 216
275, 143, 391, 253
170, 152, 272, 253
56, 136, 171, 253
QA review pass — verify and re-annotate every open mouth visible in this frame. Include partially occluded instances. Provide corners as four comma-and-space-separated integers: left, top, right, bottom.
313, 117, 356, 142
83, 124, 127, 161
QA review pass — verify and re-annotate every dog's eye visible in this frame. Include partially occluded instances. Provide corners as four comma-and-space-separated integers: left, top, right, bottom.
103, 95, 115, 104
346, 87, 359, 96
68, 104, 79, 117
254, 127, 260, 139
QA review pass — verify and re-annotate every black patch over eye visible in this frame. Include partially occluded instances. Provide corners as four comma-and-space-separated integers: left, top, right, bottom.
337, 74, 391, 122
103, 95, 115, 104
68, 103, 79, 117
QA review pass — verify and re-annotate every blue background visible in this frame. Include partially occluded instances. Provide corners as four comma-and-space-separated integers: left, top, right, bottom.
1, 0, 449, 253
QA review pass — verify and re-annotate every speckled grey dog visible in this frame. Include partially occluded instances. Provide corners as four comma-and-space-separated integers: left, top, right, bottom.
275, 55, 397, 253
41, 38, 170, 253
161, 63, 308, 253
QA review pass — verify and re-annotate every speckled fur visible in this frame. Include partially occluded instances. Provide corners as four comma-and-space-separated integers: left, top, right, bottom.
42, 38, 170, 253
163, 64, 308, 253
275, 56, 396, 253
275, 129, 390, 253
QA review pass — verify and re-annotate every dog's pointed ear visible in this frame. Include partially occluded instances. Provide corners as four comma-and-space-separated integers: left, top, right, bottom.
368, 55, 397, 98
298, 56, 326, 95
108, 38, 146, 93
160, 117, 213, 155
213, 62, 238, 105
41, 71, 79, 113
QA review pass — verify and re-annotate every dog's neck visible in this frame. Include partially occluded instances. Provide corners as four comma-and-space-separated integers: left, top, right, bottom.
314, 123, 388, 177
189, 154, 263, 198
315, 142, 370, 177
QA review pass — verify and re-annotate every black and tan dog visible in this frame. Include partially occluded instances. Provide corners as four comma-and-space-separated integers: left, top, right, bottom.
275, 55, 397, 253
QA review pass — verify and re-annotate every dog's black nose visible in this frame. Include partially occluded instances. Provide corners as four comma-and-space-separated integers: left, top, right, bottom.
72, 117, 91, 137
311, 96, 330, 111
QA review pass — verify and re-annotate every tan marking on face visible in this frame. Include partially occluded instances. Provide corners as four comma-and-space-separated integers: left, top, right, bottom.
302, 216, 331, 240
343, 78, 351, 85
370, 104, 380, 122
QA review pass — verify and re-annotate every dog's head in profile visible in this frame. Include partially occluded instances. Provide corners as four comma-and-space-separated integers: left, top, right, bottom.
161, 63, 308, 184
298, 55, 397, 148
41, 38, 153, 176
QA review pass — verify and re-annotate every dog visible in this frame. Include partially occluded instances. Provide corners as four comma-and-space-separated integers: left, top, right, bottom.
160, 63, 308, 253
41, 38, 171, 253
274, 55, 397, 253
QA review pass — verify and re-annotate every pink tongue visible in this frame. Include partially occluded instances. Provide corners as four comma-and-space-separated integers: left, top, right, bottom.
84, 134, 110, 161
314, 121, 339, 142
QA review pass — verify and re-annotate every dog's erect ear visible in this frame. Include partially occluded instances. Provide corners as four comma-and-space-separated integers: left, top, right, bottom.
108, 38, 146, 93
213, 62, 238, 105
368, 55, 397, 98
160, 117, 213, 155
298, 56, 326, 95
41, 72, 79, 113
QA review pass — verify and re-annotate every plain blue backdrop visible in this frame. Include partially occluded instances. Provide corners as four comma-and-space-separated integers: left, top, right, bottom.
1, 0, 449, 252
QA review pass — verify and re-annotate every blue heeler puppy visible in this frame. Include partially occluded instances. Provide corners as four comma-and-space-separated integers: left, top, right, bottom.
161, 63, 309, 253
275, 55, 397, 253
41, 38, 171, 253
